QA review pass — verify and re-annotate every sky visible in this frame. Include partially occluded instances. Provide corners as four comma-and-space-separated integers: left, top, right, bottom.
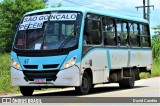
48, 0, 160, 35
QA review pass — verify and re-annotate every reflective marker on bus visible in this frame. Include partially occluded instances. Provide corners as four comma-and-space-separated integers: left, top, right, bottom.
10, 7, 152, 96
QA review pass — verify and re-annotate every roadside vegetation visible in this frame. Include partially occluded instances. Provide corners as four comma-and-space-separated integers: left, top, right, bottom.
0, 53, 19, 95
140, 62, 160, 79
140, 34, 160, 79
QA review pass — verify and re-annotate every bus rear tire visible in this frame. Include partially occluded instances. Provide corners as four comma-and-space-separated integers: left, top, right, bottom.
75, 72, 91, 95
119, 71, 135, 88
20, 86, 34, 96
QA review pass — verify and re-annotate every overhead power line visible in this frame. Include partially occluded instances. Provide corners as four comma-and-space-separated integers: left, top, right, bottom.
63, 0, 96, 9
63, 0, 143, 17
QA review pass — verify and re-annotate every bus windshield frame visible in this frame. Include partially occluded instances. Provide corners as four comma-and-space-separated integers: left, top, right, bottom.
13, 11, 82, 56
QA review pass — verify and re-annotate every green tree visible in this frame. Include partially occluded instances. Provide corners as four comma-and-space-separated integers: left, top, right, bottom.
152, 25, 160, 63
0, 0, 45, 53
50, 2, 62, 8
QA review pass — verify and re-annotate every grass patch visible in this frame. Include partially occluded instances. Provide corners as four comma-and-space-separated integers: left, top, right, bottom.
140, 61, 160, 79
151, 62, 160, 77
0, 53, 19, 95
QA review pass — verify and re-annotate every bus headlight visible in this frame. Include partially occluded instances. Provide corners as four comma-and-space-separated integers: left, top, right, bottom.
11, 59, 20, 70
64, 57, 76, 68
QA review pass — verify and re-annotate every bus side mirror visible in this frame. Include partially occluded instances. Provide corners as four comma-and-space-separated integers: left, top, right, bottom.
84, 18, 92, 35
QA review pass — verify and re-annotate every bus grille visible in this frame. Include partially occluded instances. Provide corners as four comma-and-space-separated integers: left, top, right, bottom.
23, 65, 38, 69
23, 70, 59, 81
23, 64, 59, 69
43, 64, 59, 69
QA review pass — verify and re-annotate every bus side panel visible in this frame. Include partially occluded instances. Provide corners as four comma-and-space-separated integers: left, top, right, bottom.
130, 50, 152, 70
109, 49, 129, 69
81, 49, 109, 84
109, 49, 152, 70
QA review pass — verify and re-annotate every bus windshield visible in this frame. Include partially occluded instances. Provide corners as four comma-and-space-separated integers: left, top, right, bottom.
14, 11, 82, 51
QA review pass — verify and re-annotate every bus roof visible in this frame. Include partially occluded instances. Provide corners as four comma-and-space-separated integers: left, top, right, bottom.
25, 7, 148, 24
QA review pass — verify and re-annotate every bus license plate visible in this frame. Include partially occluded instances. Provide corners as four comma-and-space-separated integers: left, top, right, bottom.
34, 78, 46, 83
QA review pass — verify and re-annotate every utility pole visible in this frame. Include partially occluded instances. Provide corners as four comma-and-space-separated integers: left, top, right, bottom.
135, 0, 154, 23
147, 0, 150, 22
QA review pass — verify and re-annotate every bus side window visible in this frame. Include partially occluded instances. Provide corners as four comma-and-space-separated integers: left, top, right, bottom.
130, 23, 140, 47
102, 18, 116, 46
90, 21, 102, 45
83, 19, 92, 45
140, 24, 150, 47
117, 21, 128, 47
84, 20, 102, 45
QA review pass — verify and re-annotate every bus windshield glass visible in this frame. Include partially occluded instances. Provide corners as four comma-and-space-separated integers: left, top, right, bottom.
14, 11, 82, 51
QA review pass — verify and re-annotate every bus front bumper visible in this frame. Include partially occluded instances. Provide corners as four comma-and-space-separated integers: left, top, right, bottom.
11, 65, 80, 87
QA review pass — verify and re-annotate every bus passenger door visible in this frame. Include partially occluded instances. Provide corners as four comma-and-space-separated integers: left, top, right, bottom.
82, 16, 109, 84
82, 49, 109, 83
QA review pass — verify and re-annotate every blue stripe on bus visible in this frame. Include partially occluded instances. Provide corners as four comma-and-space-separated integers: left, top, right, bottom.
127, 50, 131, 67
107, 50, 111, 71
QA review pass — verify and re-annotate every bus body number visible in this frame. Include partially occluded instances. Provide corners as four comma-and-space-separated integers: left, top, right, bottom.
24, 59, 29, 64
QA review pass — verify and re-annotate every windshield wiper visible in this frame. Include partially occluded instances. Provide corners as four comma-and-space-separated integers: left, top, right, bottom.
58, 30, 75, 50
41, 12, 52, 50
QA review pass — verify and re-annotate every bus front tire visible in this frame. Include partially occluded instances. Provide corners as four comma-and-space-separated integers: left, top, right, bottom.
119, 71, 135, 88
75, 72, 91, 95
20, 86, 34, 96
